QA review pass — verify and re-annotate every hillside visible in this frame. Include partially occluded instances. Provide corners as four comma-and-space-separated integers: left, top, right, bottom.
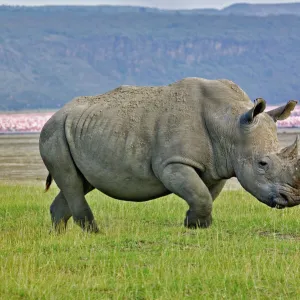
2, 3, 300, 16
222, 3, 300, 16
1, 4, 300, 110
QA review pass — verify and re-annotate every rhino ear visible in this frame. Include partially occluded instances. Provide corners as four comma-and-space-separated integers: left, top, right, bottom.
240, 97, 266, 125
266, 100, 298, 122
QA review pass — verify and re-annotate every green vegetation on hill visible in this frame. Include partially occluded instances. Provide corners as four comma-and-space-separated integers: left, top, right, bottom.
1, 4, 300, 110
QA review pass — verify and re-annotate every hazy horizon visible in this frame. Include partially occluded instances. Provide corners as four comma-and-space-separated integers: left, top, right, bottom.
1, 0, 300, 10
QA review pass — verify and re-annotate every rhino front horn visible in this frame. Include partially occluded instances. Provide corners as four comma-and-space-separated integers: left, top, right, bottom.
279, 136, 299, 160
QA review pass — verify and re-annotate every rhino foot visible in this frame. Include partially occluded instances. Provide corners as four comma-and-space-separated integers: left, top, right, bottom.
76, 219, 99, 233
184, 210, 212, 229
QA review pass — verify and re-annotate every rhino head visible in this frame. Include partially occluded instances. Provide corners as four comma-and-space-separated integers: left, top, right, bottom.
233, 98, 300, 209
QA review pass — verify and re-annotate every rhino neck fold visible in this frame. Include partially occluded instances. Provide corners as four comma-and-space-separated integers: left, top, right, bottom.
203, 112, 236, 180
214, 139, 235, 180
204, 125, 235, 180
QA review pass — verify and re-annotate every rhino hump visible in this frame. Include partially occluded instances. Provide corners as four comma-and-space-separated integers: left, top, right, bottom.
218, 79, 247, 98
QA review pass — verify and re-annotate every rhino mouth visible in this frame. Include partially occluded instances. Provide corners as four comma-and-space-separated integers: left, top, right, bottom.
266, 192, 287, 209
275, 204, 286, 209
275, 194, 288, 209
272, 192, 291, 209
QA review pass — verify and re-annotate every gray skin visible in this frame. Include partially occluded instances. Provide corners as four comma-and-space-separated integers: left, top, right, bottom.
39, 77, 300, 233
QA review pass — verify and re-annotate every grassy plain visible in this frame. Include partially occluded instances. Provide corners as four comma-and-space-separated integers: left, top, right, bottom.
1, 131, 300, 299
1, 185, 300, 299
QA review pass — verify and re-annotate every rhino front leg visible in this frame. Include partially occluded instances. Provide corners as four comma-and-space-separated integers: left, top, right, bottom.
160, 163, 213, 228
209, 180, 226, 201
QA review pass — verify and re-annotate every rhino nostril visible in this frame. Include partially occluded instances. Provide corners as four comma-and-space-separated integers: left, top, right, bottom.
259, 161, 268, 167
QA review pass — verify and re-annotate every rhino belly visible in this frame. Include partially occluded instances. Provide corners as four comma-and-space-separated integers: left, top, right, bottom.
91, 175, 169, 201
70, 140, 169, 201
79, 161, 169, 201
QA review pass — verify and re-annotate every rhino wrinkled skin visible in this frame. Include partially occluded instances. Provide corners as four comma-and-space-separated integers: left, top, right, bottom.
39, 77, 300, 233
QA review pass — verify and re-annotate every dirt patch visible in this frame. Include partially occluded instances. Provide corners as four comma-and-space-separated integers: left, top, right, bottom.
0, 134, 47, 182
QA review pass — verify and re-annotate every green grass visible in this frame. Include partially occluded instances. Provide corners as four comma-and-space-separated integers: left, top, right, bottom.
1, 184, 300, 299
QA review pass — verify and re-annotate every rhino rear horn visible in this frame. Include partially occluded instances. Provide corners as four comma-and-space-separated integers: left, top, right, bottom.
266, 100, 298, 122
240, 97, 266, 125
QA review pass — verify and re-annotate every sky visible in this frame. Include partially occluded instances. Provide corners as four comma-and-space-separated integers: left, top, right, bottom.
1, 0, 300, 10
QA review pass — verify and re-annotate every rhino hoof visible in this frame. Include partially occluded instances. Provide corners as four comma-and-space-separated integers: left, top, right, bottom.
184, 210, 212, 229
82, 220, 100, 233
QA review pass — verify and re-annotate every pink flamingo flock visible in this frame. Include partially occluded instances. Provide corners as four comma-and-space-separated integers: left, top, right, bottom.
0, 106, 300, 133
0, 112, 54, 134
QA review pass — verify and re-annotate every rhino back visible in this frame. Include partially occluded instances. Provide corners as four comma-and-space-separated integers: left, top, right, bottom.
66, 80, 201, 162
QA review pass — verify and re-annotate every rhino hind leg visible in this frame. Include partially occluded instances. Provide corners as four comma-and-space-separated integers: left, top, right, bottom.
40, 130, 98, 233
50, 181, 95, 233
50, 191, 72, 233
48, 167, 98, 233
160, 163, 213, 229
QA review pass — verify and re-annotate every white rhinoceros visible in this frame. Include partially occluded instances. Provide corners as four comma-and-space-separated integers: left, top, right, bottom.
39, 77, 299, 232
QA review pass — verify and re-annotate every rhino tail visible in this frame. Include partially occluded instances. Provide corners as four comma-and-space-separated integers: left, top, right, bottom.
44, 173, 53, 192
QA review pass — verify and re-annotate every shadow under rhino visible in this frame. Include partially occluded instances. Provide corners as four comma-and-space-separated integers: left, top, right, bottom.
39, 77, 300, 233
